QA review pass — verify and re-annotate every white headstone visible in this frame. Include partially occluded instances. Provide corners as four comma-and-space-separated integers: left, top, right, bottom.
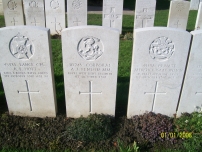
3, 0, 24, 26
0, 0, 3, 15
62, 26, 119, 118
127, 27, 191, 118
67, 0, 87, 27
45, 0, 65, 35
190, 0, 202, 10
23, 0, 45, 27
134, 0, 156, 29
102, 0, 123, 34
0, 26, 57, 117
167, 0, 190, 30
177, 30, 202, 116
195, 2, 202, 30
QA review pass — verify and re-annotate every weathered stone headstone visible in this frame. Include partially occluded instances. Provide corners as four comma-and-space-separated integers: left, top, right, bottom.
177, 30, 202, 116
23, 0, 45, 27
167, 0, 190, 30
67, 0, 87, 27
45, 0, 65, 35
62, 26, 119, 118
190, 0, 202, 10
195, 2, 202, 30
127, 27, 191, 118
0, 0, 3, 15
102, 0, 123, 33
134, 0, 156, 29
0, 26, 57, 117
2, 0, 24, 26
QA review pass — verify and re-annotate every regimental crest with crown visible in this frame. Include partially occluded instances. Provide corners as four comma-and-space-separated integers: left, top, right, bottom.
77, 36, 104, 61
9, 33, 35, 60
149, 37, 175, 62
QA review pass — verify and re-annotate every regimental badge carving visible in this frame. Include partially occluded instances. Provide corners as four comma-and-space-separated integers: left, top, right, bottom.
7, 0, 17, 10
50, 0, 59, 9
77, 37, 104, 61
72, 0, 82, 9
149, 37, 175, 62
29, 1, 38, 8
9, 33, 35, 60
176, 3, 184, 12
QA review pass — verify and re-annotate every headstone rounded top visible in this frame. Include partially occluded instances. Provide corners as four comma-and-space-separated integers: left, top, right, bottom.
0, 25, 49, 32
62, 25, 119, 34
191, 29, 202, 35
134, 27, 191, 34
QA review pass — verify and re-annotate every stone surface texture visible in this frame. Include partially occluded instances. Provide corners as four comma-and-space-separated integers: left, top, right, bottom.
167, 0, 190, 30
3, 0, 24, 26
102, 0, 123, 34
134, 0, 156, 29
195, 2, 202, 30
67, 0, 87, 27
127, 27, 191, 118
0, 0, 3, 15
177, 30, 202, 116
45, 0, 65, 35
0, 26, 57, 117
190, 0, 202, 10
62, 26, 119, 118
23, 0, 45, 27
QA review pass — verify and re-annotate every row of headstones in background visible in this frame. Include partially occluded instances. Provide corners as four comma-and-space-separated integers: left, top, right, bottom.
102, 0, 123, 34
190, 0, 202, 10
25, 0, 66, 34
134, 0, 156, 29
2, 0, 124, 34
134, 0, 191, 31
167, 0, 190, 30
2, 0, 201, 34
3, 0, 25, 26
0, 25, 202, 118
3, 0, 66, 35
67, 0, 87, 28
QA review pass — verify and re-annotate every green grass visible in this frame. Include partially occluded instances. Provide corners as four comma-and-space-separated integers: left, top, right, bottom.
174, 112, 202, 152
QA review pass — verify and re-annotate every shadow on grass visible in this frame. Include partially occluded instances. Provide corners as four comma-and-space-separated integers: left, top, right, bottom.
54, 74, 66, 115
0, 80, 8, 114
156, 0, 170, 10
122, 27, 134, 35
115, 77, 130, 118
124, 0, 170, 11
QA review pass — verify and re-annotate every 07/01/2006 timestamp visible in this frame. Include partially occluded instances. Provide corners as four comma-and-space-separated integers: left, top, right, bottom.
160, 132, 192, 139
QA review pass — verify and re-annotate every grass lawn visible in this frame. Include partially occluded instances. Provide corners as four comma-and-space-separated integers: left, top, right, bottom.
0, 0, 202, 151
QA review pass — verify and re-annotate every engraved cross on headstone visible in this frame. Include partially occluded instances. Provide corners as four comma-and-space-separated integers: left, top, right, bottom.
73, 17, 81, 26
195, 92, 202, 95
18, 80, 40, 111
31, 17, 40, 26
104, 7, 121, 28
51, 17, 62, 34
11, 17, 18, 26
174, 20, 181, 28
136, 8, 153, 28
79, 81, 102, 113
144, 81, 166, 112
